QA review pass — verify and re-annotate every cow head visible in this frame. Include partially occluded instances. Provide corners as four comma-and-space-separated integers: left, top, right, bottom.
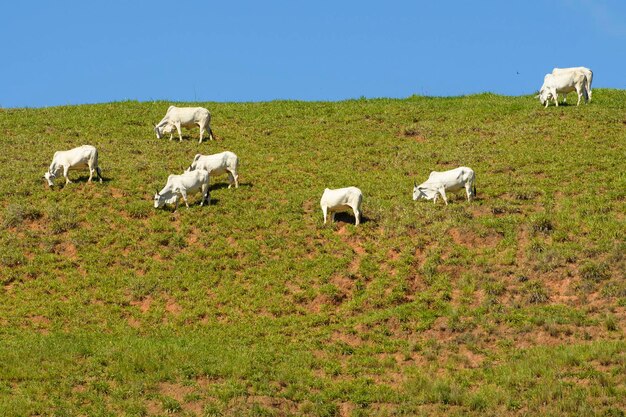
43, 171, 56, 187
154, 192, 166, 208
538, 89, 551, 106
412, 182, 428, 201
154, 190, 178, 208
154, 124, 163, 139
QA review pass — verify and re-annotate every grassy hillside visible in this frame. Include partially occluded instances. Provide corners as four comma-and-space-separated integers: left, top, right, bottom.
0, 91, 624, 416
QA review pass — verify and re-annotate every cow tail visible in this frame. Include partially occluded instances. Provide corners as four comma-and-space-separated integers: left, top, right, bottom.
473, 184, 477, 198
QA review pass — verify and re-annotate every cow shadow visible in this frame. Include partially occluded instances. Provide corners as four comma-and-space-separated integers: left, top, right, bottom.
158, 198, 219, 212
57, 175, 111, 187
210, 182, 252, 191
333, 212, 371, 225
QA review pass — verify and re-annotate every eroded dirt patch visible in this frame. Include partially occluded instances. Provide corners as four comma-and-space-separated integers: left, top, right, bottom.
449, 227, 501, 248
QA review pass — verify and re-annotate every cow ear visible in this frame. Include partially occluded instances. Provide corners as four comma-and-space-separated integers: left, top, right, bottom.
413, 181, 417, 188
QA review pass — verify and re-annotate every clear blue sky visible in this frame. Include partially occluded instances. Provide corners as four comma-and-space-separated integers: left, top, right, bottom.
2, 0, 625, 108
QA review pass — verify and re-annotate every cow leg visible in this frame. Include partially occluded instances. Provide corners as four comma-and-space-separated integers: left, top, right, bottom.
352, 206, 361, 226
198, 125, 204, 144
63, 166, 72, 184
179, 190, 190, 209
330, 212, 336, 223
322, 206, 328, 224
576, 86, 585, 106
465, 182, 473, 202
227, 171, 239, 189
438, 187, 448, 205
96, 167, 103, 183
209, 127, 214, 141
200, 186, 210, 206
176, 123, 183, 142
88, 167, 94, 183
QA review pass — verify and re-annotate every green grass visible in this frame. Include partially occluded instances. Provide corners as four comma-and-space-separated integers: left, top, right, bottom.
0, 91, 625, 416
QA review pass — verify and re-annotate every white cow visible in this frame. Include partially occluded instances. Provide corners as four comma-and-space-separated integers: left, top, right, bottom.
538, 71, 588, 107
552, 67, 593, 102
154, 169, 210, 210
185, 151, 239, 189
154, 106, 214, 143
320, 187, 363, 226
43, 145, 103, 187
413, 167, 476, 205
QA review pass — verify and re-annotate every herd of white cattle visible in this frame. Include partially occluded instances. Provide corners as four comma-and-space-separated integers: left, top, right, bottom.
42, 66, 592, 225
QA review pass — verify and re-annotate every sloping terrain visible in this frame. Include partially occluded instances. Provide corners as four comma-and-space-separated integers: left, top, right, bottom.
0, 92, 624, 416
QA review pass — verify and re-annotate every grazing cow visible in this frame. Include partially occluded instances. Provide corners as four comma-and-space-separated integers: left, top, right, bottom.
154, 106, 214, 143
43, 145, 103, 187
320, 187, 363, 226
538, 72, 588, 107
185, 151, 239, 189
413, 167, 476, 205
552, 67, 593, 102
154, 169, 210, 210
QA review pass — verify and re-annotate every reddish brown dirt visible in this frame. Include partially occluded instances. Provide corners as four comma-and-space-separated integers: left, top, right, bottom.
159, 382, 194, 402
130, 296, 152, 313
460, 347, 484, 368
336, 228, 366, 275
127, 317, 141, 328
145, 400, 161, 416
516, 226, 530, 266
165, 298, 182, 315
449, 227, 500, 248
56, 242, 78, 259
339, 402, 356, 417
29, 315, 51, 334
331, 330, 363, 348
544, 275, 577, 304
187, 227, 201, 246
330, 274, 354, 297
27, 220, 46, 232
110, 188, 125, 198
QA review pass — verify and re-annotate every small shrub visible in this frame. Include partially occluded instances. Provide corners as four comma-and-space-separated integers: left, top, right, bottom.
126, 202, 150, 219
530, 214, 554, 234
523, 280, 549, 304
160, 396, 181, 413
320, 284, 343, 303
528, 240, 545, 253
514, 191, 538, 201
48, 206, 79, 234
580, 262, 610, 282
203, 402, 223, 416
484, 278, 506, 296
3, 203, 42, 228
605, 314, 618, 331
0, 246, 26, 267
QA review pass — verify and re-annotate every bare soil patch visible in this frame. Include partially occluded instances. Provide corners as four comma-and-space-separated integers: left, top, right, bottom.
166, 298, 182, 315
449, 227, 500, 248
131, 296, 153, 314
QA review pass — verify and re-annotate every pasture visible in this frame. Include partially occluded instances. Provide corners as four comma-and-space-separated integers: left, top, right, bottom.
0, 91, 624, 416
